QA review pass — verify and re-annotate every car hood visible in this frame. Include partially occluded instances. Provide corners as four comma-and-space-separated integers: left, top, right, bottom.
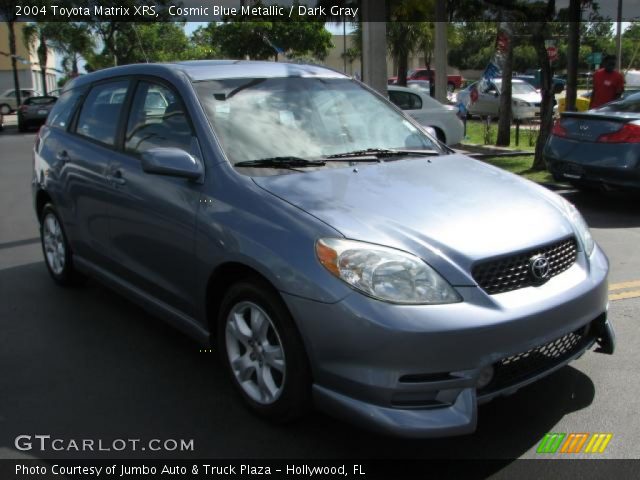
252, 155, 575, 285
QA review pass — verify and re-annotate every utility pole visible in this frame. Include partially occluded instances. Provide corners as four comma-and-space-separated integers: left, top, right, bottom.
565, 0, 580, 112
434, 0, 447, 103
361, 0, 387, 95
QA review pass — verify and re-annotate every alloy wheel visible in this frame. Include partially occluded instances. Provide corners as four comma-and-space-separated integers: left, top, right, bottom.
42, 213, 66, 275
225, 301, 286, 404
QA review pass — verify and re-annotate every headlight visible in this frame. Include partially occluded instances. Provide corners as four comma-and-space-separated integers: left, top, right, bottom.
559, 199, 595, 256
512, 100, 530, 107
316, 238, 461, 304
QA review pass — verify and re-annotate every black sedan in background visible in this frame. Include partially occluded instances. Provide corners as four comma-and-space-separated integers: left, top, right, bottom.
544, 92, 640, 191
17, 96, 57, 132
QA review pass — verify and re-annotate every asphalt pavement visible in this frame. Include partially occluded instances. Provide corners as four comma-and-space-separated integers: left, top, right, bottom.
1, 123, 638, 465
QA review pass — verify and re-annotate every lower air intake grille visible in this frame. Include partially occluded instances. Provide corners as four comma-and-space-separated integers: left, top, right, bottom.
479, 326, 590, 396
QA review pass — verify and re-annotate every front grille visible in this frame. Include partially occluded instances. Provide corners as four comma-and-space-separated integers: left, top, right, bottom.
472, 237, 578, 295
479, 325, 591, 396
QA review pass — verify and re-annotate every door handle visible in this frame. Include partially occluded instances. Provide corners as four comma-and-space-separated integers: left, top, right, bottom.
107, 169, 127, 186
56, 150, 69, 163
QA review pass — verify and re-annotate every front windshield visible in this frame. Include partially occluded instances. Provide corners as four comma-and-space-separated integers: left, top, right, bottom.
596, 92, 640, 113
195, 77, 438, 165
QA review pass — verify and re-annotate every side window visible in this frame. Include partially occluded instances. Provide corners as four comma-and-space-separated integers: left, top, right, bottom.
408, 92, 422, 109
74, 80, 129, 146
125, 81, 196, 155
389, 91, 421, 110
46, 88, 85, 129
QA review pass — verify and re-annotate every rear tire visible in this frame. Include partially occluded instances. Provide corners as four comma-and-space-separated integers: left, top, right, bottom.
18, 119, 27, 132
217, 279, 311, 423
40, 203, 82, 286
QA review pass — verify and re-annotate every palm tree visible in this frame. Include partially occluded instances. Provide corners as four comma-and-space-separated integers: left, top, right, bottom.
48, 24, 93, 77
22, 23, 53, 95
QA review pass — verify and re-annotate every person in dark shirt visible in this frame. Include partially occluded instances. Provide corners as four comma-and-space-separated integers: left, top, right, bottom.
590, 55, 625, 109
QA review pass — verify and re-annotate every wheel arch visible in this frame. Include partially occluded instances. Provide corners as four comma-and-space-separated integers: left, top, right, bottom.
205, 261, 283, 339
35, 189, 53, 223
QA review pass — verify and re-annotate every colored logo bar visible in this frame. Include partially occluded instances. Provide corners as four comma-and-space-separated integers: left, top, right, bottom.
537, 433, 612, 454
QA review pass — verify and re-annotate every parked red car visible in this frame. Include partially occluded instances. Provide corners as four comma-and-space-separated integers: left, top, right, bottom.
389, 69, 464, 92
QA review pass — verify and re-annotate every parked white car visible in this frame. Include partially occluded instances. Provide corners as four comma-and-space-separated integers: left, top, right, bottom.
457, 79, 541, 120
388, 85, 464, 145
0, 88, 42, 114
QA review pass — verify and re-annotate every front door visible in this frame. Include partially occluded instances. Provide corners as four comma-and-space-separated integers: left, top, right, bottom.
105, 79, 203, 317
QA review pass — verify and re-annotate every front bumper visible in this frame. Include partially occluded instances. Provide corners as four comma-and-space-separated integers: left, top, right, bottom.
283, 245, 613, 437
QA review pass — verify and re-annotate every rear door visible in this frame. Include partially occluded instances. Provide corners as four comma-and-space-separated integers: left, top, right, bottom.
50, 79, 131, 268
104, 79, 203, 317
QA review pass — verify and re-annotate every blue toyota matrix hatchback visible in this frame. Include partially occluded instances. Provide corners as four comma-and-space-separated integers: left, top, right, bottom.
32, 61, 615, 437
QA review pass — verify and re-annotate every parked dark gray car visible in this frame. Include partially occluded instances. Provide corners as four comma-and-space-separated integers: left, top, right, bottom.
32, 61, 615, 437
545, 91, 640, 191
18, 95, 58, 132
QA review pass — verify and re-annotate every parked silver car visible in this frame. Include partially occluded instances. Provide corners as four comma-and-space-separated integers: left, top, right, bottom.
32, 61, 614, 437
457, 79, 542, 120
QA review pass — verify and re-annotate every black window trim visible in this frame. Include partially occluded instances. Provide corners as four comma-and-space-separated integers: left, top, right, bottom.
66, 74, 201, 161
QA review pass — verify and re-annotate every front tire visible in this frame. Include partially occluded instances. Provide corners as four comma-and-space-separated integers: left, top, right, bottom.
40, 203, 81, 286
217, 280, 311, 423
0, 103, 10, 115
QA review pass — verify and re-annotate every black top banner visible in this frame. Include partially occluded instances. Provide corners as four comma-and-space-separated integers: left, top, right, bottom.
7, 1, 640, 23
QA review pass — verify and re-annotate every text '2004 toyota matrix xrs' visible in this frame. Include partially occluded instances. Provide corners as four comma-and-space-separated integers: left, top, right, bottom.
32, 61, 615, 437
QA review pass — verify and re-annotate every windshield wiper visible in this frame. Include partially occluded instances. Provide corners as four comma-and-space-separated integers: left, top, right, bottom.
325, 148, 441, 159
235, 156, 326, 168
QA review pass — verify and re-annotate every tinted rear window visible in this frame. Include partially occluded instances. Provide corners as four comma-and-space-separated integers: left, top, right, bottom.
75, 80, 129, 146
25, 96, 57, 106
46, 89, 84, 129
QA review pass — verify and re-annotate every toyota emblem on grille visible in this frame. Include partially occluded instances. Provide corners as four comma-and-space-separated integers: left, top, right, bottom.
530, 255, 550, 282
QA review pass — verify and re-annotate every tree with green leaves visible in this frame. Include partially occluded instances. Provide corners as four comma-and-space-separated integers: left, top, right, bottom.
448, 22, 496, 70
202, 17, 332, 62
84, 0, 174, 67
84, 22, 196, 70
48, 23, 93, 77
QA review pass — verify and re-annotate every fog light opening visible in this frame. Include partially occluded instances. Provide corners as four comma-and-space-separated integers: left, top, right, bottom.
476, 365, 495, 390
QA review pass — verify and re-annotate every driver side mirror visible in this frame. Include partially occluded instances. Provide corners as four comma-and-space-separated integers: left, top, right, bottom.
141, 147, 203, 180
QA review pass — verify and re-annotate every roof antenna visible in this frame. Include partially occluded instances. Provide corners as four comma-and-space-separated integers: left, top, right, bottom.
133, 24, 150, 63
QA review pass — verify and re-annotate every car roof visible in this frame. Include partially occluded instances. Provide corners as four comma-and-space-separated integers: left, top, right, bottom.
64, 60, 348, 91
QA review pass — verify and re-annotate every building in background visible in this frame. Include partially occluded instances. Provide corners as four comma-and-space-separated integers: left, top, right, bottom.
324, 34, 461, 81
0, 22, 58, 95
